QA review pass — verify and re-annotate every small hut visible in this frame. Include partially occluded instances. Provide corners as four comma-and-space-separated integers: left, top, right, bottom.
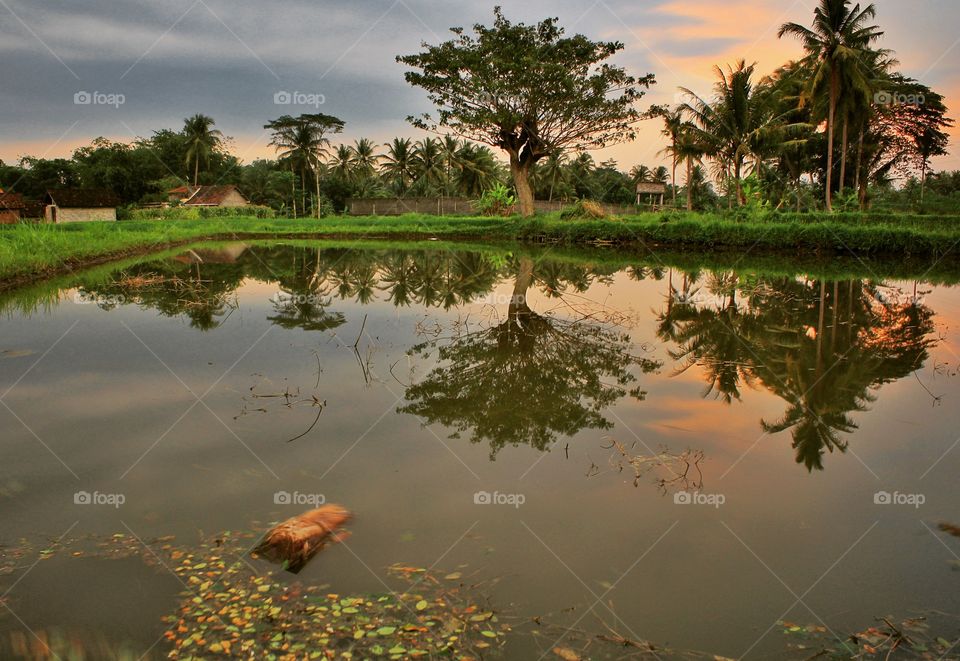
636, 182, 667, 208
45, 189, 120, 223
183, 185, 250, 208
0, 191, 25, 224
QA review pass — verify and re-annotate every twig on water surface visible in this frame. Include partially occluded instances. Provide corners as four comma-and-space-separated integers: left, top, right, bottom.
389, 359, 412, 388
353, 314, 368, 349
286, 402, 325, 443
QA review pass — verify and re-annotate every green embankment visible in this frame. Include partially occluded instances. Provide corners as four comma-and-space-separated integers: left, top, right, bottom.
2, 211, 960, 289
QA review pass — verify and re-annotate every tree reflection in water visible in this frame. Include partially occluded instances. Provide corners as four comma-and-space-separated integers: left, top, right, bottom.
656, 271, 936, 470
400, 257, 662, 458
77, 245, 940, 469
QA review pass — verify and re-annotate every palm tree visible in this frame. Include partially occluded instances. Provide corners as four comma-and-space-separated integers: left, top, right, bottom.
182, 114, 223, 186
265, 114, 344, 218
441, 136, 462, 195
455, 142, 501, 197
675, 123, 705, 211
412, 138, 445, 194
629, 164, 653, 184
658, 107, 685, 206
779, 0, 883, 211
537, 152, 568, 202
680, 61, 794, 206
329, 145, 354, 182
349, 138, 379, 186
381, 138, 415, 195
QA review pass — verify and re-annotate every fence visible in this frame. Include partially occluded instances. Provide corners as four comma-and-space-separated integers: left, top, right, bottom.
347, 197, 641, 217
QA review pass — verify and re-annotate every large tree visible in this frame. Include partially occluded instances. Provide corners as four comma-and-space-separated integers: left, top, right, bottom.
397, 8, 654, 216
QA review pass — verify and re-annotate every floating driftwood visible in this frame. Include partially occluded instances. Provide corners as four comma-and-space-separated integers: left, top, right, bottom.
251, 504, 352, 573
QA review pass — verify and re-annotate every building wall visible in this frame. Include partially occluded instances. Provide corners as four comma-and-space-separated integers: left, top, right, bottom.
0, 210, 21, 224
46, 207, 117, 223
346, 197, 638, 217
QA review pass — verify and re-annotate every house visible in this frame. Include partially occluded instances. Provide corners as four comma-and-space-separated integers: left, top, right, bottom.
182, 185, 250, 208
0, 190, 25, 224
45, 189, 120, 223
636, 182, 667, 207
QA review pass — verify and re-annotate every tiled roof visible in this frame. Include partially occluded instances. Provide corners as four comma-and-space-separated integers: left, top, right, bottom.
46, 189, 121, 209
184, 185, 248, 206
0, 192, 25, 210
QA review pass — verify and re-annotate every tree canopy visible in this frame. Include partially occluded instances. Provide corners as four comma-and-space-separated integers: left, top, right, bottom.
398, 7, 654, 216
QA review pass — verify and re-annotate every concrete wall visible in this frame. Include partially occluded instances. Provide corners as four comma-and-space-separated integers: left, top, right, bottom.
347, 197, 639, 217
46, 207, 117, 223
348, 198, 475, 216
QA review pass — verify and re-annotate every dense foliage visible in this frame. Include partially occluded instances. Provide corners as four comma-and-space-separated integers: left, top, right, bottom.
0, 1, 953, 219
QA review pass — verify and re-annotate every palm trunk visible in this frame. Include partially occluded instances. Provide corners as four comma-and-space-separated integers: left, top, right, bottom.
671, 152, 678, 207
825, 70, 839, 212
839, 111, 849, 195
194, 157, 199, 187
301, 167, 308, 215
920, 161, 928, 206
291, 164, 297, 218
854, 127, 864, 193
686, 158, 693, 211
734, 159, 745, 206
315, 167, 321, 219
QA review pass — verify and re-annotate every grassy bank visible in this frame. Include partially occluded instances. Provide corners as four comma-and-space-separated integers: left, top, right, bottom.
2, 211, 960, 289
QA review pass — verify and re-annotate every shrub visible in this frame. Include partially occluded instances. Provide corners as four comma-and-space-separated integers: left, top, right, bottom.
474, 184, 517, 217
561, 199, 607, 220
125, 206, 275, 221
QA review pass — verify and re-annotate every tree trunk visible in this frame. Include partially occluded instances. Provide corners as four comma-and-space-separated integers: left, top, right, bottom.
194, 157, 199, 187
671, 153, 678, 207
920, 161, 927, 206
826, 70, 838, 212
301, 167, 308, 215
315, 167, 322, 219
734, 159, 745, 206
854, 127, 864, 196
510, 157, 535, 217
686, 158, 693, 211
291, 164, 297, 218
507, 257, 536, 332
839, 111, 849, 195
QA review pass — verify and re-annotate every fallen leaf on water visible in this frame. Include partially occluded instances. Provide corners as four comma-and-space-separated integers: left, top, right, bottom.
553, 646, 581, 660
1, 350, 35, 359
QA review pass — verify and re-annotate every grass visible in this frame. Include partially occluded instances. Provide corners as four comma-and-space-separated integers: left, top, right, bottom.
2, 210, 960, 288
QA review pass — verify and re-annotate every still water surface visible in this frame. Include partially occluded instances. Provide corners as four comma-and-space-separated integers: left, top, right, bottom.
1, 242, 959, 659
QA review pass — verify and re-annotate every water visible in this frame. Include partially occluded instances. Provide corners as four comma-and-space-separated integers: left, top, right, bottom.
1, 242, 959, 659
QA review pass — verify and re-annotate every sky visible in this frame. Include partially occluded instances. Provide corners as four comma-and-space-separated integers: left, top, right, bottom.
1, 0, 958, 174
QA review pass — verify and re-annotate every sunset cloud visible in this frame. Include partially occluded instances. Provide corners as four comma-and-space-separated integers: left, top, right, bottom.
0, 0, 956, 172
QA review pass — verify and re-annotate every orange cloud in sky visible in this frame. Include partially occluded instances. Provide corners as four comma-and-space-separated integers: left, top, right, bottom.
2, 0, 957, 174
